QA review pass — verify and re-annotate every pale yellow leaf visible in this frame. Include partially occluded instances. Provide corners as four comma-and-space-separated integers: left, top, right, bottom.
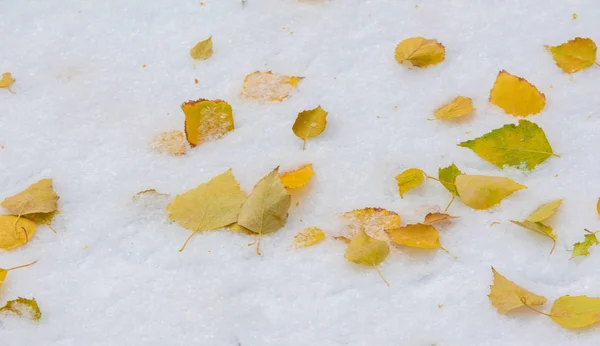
455, 175, 526, 210
1, 179, 59, 215
344, 207, 401, 241
526, 199, 562, 222
423, 212, 458, 225
430, 96, 474, 120
510, 220, 556, 254
241, 71, 303, 102
488, 267, 547, 314
549, 296, 600, 329
190, 36, 213, 60
293, 227, 325, 248
150, 130, 187, 155
344, 229, 389, 266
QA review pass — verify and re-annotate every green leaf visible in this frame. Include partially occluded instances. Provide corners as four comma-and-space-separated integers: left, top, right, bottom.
438, 163, 463, 196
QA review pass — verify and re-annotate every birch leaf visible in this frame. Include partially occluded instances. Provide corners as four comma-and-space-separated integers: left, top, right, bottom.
423, 212, 458, 225
0, 72, 15, 90
0, 298, 41, 321
546, 38, 597, 74
570, 230, 600, 259
344, 207, 401, 241
241, 71, 303, 102
394, 37, 445, 68
386, 223, 442, 249
455, 175, 526, 210
488, 267, 547, 314
438, 163, 463, 196
190, 36, 213, 60
549, 296, 600, 329
395, 168, 426, 198
293, 227, 325, 248
280, 164, 314, 189
0, 216, 37, 250
430, 96, 474, 120
181, 98, 234, 147
1, 179, 59, 215
344, 229, 389, 266
510, 220, 556, 254
292, 106, 328, 150
489, 70, 546, 117
526, 199, 562, 222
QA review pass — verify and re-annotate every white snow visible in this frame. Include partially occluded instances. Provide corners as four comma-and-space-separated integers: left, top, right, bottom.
1, 0, 600, 345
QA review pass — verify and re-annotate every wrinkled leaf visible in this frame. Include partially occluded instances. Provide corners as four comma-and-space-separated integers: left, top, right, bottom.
292, 106, 328, 150
190, 36, 213, 60
344, 207, 401, 241
1, 179, 59, 216
0, 216, 37, 250
526, 199, 562, 222
241, 71, 303, 102
488, 267, 547, 314
386, 223, 442, 249
280, 164, 314, 189
455, 175, 526, 210
430, 96, 474, 120
293, 227, 325, 248
395, 168, 425, 198
489, 70, 546, 117
510, 220, 556, 254
394, 37, 445, 68
181, 98, 234, 147
549, 296, 600, 329
546, 37, 597, 74
0, 297, 41, 321
438, 163, 463, 196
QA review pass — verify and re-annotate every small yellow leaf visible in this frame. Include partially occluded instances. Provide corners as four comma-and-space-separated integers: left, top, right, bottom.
488, 267, 547, 314
0, 72, 15, 90
190, 36, 213, 60
344, 207, 401, 241
280, 164, 314, 189
0, 297, 41, 321
0, 216, 37, 250
423, 212, 458, 225
181, 98, 234, 147
510, 220, 556, 254
293, 227, 325, 248
430, 96, 474, 120
1, 179, 59, 216
150, 130, 188, 156
292, 106, 328, 150
240, 71, 303, 102
545, 37, 597, 74
344, 229, 389, 266
386, 223, 441, 249
489, 70, 546, 117
526, 199, 562, 222
549, 296, 600, 329
394, 37, 445, 68
395, 168, 425, 198
438, 163, 463, 196
570, 230, 600, 259
455, 175, 526, 210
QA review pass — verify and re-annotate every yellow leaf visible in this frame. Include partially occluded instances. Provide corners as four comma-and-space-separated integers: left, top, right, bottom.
597, 198, 600, 216
386, 223, 441, 249
545, 37, 597, 74
455, 175, 526, 210
150, 130, 187, 156
0, 297, 41, 321
395, 168, 425, 198
570, 230, 600, 259
430, 96, 474, 120
344, 207, 401, 241
459, 120, 555, 170
510, 220, 556, 254
489, 70, 546, 117
549, 296, 600, 329
1, 179, 59, 215
190, 36, 213, 60
0, 72, 15, 90
228, 223, 254, 236
526, 199, 562, 222
438, 163, 463, 196
488, 267, 547, 314
293, 227, 325, 248
0, 216, 37, 250
334, 235, 351, 244
292, 106, 328, 150
280, 164, 314, 189
181, 98, 234, 147
344, 229, 389, 266
423, 212, 458, 225
240, 71, 303, 102
394, 37, 445, 68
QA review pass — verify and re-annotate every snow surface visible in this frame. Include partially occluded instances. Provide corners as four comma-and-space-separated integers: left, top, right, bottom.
1, 0, 600, 345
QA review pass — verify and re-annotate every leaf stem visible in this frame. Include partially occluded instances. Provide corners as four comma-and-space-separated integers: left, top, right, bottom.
549, 240, 556, 255
373, 265, 390, 287
6, 260, 38, 272
520, 297, 552, 317
179, 231, 198, 252
444, 196, 456, 212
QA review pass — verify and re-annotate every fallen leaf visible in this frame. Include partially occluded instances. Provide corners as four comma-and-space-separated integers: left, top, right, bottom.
526, 199, 562, 222
0, 297, 41, 321
132, 189, 169, 201
510, 220, 556, 254
546, 38, 597, 74
570, 230, 600, 259
489, 70, 546, 117
438, 163, 463, 196
0, 216, 37, 250
386, 223, 442, 249
430, 96, 475, 120
1, 179, 59, 216
549, 296, 600, 329
293, 227, 325, 248
345, 229, 389, 266
455, 175, 526, 210
240, 71, 303, 102
228, 223, 254, 236
150, 130, 187, 155
0, 72, 15, 91
488, 267, 547, 314
459, 120, 555, 170
597, 198, 600, 216
344, 207, 401, 241
190, 36, 213, 60
334, 235, 351, 244
280, 164, 314, 189
0, 260, 37, 288
395, 168, 426, 198
25, 211, 58, 233
394, 37, 445, 68
423, 212, 458, 225
181, 98, 234, 147
292, 106, 328, 150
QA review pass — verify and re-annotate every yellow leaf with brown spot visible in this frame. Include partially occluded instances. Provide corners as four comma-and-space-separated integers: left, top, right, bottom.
190, 36, 213, 60
423, 212, 458, 225
430, 96, 474, 120
0, 297, 41, 321
344, 229, 389, 266
150, 130, 187, 155
1, 179, 59, 216
292, 106, 328, 150
546, 38, 597, 74
0, 216, 37, 250
394, 37, 445, 68
489, 70, 546, 117
510, 220, 556, 254
549, 296, 600, 329
280, 164, 314, 189
241, 71, 303, 102
344, 207, 401, 241
181, 98, 234, 147
386, 223, 441, 249
526, 199, 562, 222
0, 72, 15, 90
395, 168, 425, 198
455, 175, 526, 210
293, 227, 325, 248
488, 267, 547, 314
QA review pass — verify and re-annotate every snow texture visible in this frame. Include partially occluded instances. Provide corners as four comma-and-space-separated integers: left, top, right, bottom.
1, 0, 600, 345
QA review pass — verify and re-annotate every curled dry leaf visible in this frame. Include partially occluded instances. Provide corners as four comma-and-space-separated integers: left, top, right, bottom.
488, 267, 547, 314
526, 199, 562, 222
150, 130, 187, 156
545, 37, 597, 74
510, 220, 557, 254
0, 216, 37, 250
430, 96, 474, 120
459, 120, 555, 170
423, 212, 458, 225
0, 72, 15, 91
241, 71, 303, 102
1, 179, 59, 216
489, 70, 546, 117
455, 175, 526, 210
0, 297, 41, 321
181, 98, 234, 147
386, 223, 443, 250
344, 207, 401, 241
438, 163, 463, 196
394, 37, 445, 68
570, 230, 600, 259
280, 164, 314, 189
395, 168, 425, 198
190, 36, 213, 60
292, 106, 328, 150
549, 296, 600, 329
293, 227, 325, 248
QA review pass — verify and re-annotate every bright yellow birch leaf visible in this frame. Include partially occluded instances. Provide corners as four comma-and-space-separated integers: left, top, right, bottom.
549, 296, 600, 329
430, 96, 474, 120
386, 223, 442, 249
240, 71, 303, 102
570, 230, 600, 259
0, 260, 37, 288
488, 267, 547, 314
0, 297, 41, 321
181, 98, 234, 147
344, 207, 401, 241
545, 38, 597, 74
292, 106, 327, 150
280, 164, 314, 189
423, 212, 458, 225
455, 175, 526, 210
510, 220, 556, 254
489, 70, 546, 117
395, 168, 425, 198
1, 179, 59, 216
0, 216, 37, 250
293, 227, 325, 248
150, 130, 187, 155
459, 120, 555, 170
526, 199, 562, 222
190, 36, 213, 60
0, 72, 15, 91
438, 163, 463, 196
394, 37, 445, 68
